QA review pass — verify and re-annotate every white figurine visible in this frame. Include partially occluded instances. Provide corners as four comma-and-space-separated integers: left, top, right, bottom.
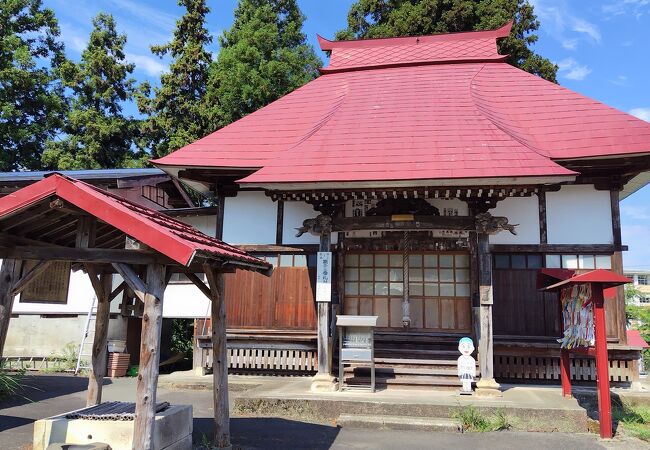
457, 337, 476, 394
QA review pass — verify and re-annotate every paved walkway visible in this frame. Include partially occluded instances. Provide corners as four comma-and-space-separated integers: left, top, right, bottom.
0, 373, 647, 449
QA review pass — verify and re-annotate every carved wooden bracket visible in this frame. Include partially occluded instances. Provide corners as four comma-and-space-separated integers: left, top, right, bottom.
295, 214, 333, 237
475, 212, 518, 235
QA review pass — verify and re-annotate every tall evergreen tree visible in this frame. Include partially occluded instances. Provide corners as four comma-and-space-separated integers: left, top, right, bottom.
0, 0, 67, 171
207, 0, 322, 128
43, 13, 143, 170
137, 0, 213, 157
336, 0, 557, 82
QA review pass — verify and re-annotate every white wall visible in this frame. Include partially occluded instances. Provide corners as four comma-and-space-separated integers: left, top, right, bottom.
163, 284, 211, 318
12, 269, 98, 314
178, 214, 217, 237
546, 185, 613, 244
223, 191, 277, 244
489, 196, 540, 244
283, 201, 320, 245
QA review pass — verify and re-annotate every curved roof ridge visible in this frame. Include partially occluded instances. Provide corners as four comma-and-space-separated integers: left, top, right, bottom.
317, 22, 512, 50
469, 63, 550, 159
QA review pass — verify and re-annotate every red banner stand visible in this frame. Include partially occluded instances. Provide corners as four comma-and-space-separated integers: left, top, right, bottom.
538, 269, 631, 440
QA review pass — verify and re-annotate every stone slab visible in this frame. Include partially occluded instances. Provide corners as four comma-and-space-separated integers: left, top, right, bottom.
337, 414, 462, 432
33, 404, 192, 450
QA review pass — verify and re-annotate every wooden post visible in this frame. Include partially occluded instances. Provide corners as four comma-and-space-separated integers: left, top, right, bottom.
0, 259, 22, 357
204, 265, 230, 449
311, 219, 336, 391
475, 232, 501, 396
593, 283, 613, 439
558, 297, 572, 398
133, 263, 167, 450
86, 273, 112, 406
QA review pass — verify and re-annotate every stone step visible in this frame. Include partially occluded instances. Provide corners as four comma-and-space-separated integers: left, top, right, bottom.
336, 414, 462, 432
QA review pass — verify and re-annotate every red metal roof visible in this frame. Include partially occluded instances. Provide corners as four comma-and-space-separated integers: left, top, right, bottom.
152, 24, 650, 188
0, 174, 269, 269
318, 23, 510, 73
539, 269, 631, 292
627, 330, 649, 349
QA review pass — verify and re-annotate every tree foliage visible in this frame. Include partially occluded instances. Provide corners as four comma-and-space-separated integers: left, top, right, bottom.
0, 0, 67, 171
137, 0, 213, 158
336, 0, 557, 82
207, 0, 322, 128
43, 13, 143, 169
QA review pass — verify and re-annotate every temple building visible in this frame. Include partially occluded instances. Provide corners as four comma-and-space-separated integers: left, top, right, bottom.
152, 23, 650, 392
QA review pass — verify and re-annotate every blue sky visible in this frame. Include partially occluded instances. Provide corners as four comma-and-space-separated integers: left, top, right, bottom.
44, 0, 650, 269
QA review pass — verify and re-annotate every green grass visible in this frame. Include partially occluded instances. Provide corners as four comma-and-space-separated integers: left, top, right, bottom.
613, 405, 650, 441
452, 405, 511, 432
0, 363, 26, 401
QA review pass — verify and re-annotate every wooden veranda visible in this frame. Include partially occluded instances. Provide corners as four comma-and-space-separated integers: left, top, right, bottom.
0, 173, 270, 449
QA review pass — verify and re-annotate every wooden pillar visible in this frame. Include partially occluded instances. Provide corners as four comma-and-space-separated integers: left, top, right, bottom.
312, 220, 336, 391
0, 259, 22, 357
204, 266, 230, 449
133, 263, 167, 450
558, 296, 572, 398
593, 283, 613, 439
475, 232, 501, 396
538, 188, 547, 245
86, 273, 112, 406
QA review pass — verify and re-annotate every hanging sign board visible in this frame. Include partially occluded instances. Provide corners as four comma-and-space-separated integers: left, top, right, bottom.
316, 251, 332, 302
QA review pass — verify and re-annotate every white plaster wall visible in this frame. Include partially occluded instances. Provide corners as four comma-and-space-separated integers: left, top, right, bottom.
163, 284, 211, 318
178, 214, 217, 237
489, 196, 540, 244
223, 191, 277, 244
282, 201, 338, 245
428, 198, 469, 216
546, 185, 613, 244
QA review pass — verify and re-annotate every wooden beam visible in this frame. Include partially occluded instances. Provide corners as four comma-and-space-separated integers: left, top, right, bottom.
133, 263, 167, 450
10, 260, 53, 296
0, 259, 22, 357
87, 273, 112, 406
0, 246, 172, 265
332, 215, 475, 232
476, 233, 500, 395
84, 264, 106, 300
75, 216, 97, 248
107, 281, 127, 303
112, 263, 147, 303
275, 200, 284, 245
489, 244, 627, 253
186, 273, 211, 299
204, 263, 230, 449
610, 190, 622, 248
538, 189, 547, 245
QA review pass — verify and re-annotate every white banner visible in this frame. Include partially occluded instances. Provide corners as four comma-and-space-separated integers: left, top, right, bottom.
316, 251, 332, 302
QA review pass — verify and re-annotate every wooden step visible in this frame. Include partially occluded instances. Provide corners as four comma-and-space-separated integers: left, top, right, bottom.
345, 375, 462, 388
374, 358, 478, 367
375, 348, 460, 357
347, 366, 459, 377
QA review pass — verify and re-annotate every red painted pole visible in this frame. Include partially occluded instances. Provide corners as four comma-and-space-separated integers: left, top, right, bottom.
560, 349, 572, 397
558, 294, 572, 397
592, 283, 613, 439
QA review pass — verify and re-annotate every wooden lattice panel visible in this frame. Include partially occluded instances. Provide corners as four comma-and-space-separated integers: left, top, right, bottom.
227, 348, 317, 373
494, 355, 637, 383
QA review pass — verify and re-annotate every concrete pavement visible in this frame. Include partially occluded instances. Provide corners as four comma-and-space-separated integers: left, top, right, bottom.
0, 373, 647, 449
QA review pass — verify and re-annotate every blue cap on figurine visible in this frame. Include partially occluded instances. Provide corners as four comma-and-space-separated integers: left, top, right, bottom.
459, 337, 473, 345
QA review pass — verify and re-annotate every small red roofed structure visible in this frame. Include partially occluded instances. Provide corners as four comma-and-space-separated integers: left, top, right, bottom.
539, 269, 631, 439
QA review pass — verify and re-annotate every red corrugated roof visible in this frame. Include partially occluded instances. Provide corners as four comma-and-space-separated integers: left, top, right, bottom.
152, 24, 650, 188
627, 329, 649, 349
0, 174, 269, 269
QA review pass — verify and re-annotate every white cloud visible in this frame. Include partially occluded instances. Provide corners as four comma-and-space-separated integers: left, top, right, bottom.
107, 0, 177, 31
622, 205, 650, 220
557, 58, 592, 81
630, 107, 650, 122
561, 38, 578, 50
571, 18, 601, 43
530, 0, 601, 49
611, 75, 629, 86
603, 0, 650, 17
59, 21, 89, 53
126, 53, 167, 76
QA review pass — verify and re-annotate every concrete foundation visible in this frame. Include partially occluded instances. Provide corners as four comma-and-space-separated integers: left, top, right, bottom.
33, 404, 192, 450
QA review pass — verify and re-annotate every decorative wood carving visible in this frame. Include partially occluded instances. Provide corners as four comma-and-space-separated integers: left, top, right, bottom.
475, 213, 518, 235
295, 214, 332, 237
